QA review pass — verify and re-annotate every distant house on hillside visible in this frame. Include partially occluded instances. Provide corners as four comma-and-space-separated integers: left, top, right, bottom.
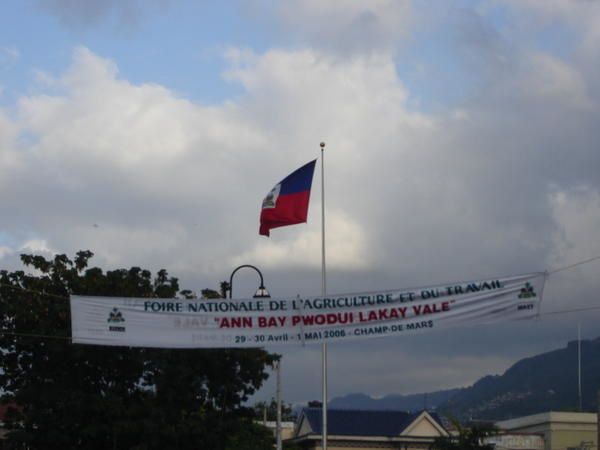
287, 408, 449, 449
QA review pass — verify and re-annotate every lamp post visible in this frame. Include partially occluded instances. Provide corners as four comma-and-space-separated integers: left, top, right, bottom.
227, 265, 279, 449
228, 264, 270, 299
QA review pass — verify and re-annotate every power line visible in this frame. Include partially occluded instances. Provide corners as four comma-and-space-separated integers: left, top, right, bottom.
3, 302, 600, 343
0, 254, 599, 343
547, 255, 600, 276
541, 304, 600, 317
0, 283, 70, 301
0, 254, 598, 302
0, 331, 71, 341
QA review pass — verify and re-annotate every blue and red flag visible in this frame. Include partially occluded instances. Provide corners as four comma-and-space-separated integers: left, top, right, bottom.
260, 160, 317, 237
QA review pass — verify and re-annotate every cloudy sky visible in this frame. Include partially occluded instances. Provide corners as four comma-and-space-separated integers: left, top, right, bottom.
2, 0, 600, 405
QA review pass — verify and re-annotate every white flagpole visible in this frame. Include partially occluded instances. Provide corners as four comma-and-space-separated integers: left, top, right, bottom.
276, 360, 282, 450
320, 142, 328, 450
578, 323, 582, 411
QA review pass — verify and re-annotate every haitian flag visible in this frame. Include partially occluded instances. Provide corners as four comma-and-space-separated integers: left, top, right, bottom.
260, 160, 316, 237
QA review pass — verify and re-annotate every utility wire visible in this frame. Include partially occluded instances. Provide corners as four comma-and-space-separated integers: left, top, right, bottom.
0, 255, 598, 302
541, 304, 600, 317
4, 302, 600, 342
546, 255, 600, 276
1, 255, 599, 343
0, 283, 70, 300
0, 331, 71, 341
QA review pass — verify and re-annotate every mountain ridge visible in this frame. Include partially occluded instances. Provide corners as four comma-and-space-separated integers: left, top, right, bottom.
329, 388, 461, 411
328, 337, 600, 420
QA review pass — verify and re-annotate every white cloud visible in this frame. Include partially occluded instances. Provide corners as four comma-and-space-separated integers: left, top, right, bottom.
524, 53, 593, 109
66, 221, 188, 268
6, 47, 432, 280
0, 109, 21, 181
3, 43, 599, 292
233, 209, 369, 270
20, 239, 55, 255
20, 47, 198, 168
0, 246, 14, 260
4, 1, 600, 401
549, 187, 600, 267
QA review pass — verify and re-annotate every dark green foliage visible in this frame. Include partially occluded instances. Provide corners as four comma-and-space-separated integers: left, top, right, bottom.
430, 419, 497, 450
253, 398, 296, 422
282, 443, 303, 450
0, 251, 277, 449
223, 419, 274, 450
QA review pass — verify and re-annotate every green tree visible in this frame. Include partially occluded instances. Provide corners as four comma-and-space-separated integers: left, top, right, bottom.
430, 419, 498, 450
253, 398, 296, 422
223, 419, 275, 450
0, 251, 277, 450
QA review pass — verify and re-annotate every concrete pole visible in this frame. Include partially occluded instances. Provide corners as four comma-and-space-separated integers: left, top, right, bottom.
276, 360, 282, 450
597, 389, 599, 450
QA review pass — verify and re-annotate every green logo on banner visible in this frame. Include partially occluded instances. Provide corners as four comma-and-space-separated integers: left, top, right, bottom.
107, 308, 125, 323
518, 282, 537, 299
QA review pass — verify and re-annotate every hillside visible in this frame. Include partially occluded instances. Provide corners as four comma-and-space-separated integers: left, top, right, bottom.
439, 337, 600, 420
328, 338, 600, 420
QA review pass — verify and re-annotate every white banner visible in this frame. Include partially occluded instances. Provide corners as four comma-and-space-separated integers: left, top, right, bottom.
70, 272, 545, 348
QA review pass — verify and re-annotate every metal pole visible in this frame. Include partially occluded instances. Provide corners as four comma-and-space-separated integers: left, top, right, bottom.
320, 142, 328, 450
578, 323, 582, 411
597, 389, 600, 449
276, 360, 282, 450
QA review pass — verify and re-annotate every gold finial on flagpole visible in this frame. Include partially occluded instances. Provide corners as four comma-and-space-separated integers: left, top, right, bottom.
320, 142, 325, 149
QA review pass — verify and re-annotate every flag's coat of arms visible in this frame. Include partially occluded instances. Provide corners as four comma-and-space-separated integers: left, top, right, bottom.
262, 183, 281, 209
260, 160, 316, 236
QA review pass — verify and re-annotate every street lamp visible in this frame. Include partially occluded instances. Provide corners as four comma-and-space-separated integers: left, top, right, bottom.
228, 264, 271, 299
228, 264, 279, 450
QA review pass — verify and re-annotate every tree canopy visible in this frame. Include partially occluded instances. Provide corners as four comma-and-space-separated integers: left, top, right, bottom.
0, 251, 277, 449
430, 419, 498, 450
253, 398, 296, 423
